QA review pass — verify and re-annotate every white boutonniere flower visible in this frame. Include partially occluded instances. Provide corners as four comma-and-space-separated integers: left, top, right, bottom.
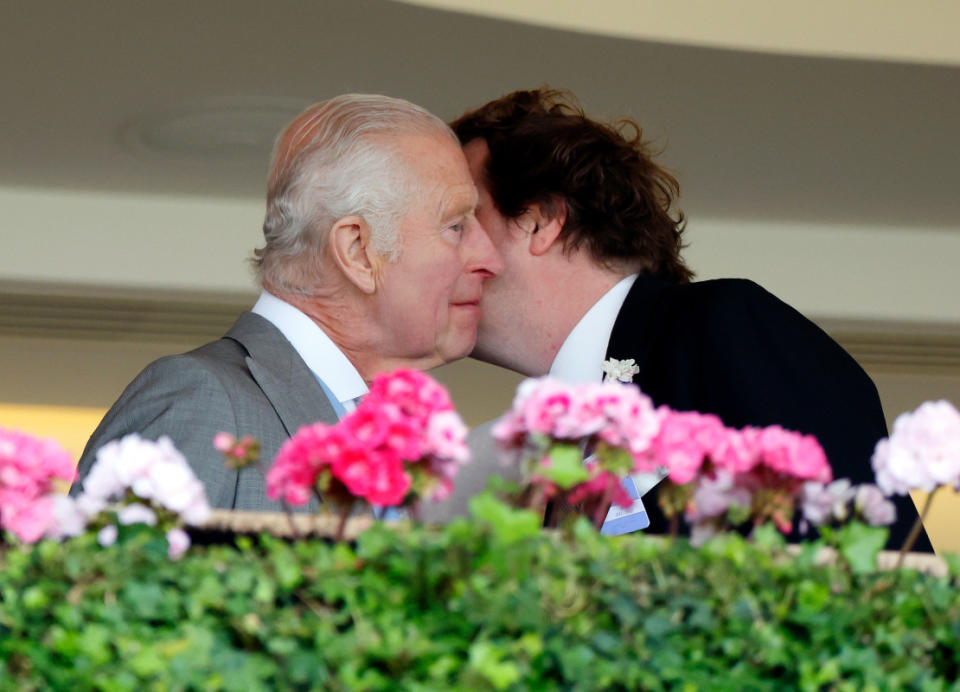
601, 357, 640, 383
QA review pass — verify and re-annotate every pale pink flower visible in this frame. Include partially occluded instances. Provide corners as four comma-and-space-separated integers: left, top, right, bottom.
98, 524, 118, 547
87, 434, 165, 495
78, 434, 211, 527
872, 400, 960, 495
522, 380, 574, 436
75, 493, 106, 519
426, 410, 469, 464
429, 476, 454, 502
117, 502, 158, 526
802, 479, 855, 527
855, 484, 896, 526
492, 411, 531, 466
690, 522, 720, 547
212, 432, 234, 453
609, 389, 662, 457
688, 470, 752, 521
166, 527, 191, 560
46, 495, 87, 539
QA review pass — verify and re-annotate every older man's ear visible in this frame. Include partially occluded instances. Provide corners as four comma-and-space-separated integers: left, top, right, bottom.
328, 215, 380, 294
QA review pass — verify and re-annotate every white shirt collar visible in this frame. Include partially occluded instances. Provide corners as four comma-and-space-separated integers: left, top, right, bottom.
251, 290, 368, 407
549, 274, 638, 384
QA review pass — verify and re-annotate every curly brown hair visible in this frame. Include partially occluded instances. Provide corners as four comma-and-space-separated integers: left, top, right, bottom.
451, 88, 693, 283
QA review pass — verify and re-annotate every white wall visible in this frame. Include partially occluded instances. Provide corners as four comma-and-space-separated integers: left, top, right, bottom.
4, 184, 959, 325
2, 186, 263, 294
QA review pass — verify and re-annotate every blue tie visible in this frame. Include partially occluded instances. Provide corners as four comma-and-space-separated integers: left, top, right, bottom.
313, 373, 346, 419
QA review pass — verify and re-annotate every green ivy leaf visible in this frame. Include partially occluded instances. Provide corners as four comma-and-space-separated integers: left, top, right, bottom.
468, 641, 521, 691
838, 522, 888, 575
751, 523, 786, 551
542, 444, 589, 489
469, 492, 541, 544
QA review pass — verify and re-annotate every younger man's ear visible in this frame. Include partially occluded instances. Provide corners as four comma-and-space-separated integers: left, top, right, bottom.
329, 215, 379, 294
524, 198, 568, 257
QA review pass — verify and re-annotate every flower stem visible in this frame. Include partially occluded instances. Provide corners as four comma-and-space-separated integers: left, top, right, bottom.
529, 485, 546, 516
334, 505, 351, 543
592, 480, 614, 530
897, 487, 939, 568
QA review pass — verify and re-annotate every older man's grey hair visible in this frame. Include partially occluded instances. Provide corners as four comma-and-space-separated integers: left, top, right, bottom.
254, 94, 457, 296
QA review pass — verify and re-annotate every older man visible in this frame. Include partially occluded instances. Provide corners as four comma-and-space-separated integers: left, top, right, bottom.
75, 94, 501, 510
451, 87, 930, 550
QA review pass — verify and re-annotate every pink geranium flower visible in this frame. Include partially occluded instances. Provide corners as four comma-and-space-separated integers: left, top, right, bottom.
266, 369, 469, 513
0, 428, 76, 543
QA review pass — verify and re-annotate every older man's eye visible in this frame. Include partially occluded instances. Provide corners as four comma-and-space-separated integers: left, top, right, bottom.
449, 222, 466, 234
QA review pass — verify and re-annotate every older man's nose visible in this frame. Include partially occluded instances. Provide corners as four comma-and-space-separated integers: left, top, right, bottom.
464, 220, 503, 277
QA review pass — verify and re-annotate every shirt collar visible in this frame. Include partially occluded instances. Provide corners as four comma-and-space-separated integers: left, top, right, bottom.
251, 290, 368, 405
549, 274, 638, 384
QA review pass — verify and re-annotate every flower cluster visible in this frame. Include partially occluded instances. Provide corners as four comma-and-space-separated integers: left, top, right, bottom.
652, 419, 832, 534
800, 479, 896, 529
493, 378, 663, 520
872, 400, 960, 496
601, 358, 640, 384
212, 433, 260, 470
494, 377, 663, 459
0, 428, 76, 543
266, 369, 468, 513
495, 377, 834, 535
55, 434, 210, 559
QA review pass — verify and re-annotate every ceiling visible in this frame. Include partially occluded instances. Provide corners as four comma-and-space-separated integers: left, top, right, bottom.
2, 0, 959, 231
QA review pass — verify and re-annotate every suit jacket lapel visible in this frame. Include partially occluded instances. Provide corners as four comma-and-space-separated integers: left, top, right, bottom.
604, 275, 675, 535
605, 274, 672, 379
225, 312, 339, 437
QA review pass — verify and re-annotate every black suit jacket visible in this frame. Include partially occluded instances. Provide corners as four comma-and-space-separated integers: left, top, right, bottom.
605, 275, 930, 551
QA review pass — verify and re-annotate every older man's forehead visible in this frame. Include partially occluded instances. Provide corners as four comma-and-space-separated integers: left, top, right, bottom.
435, 177, 479, 218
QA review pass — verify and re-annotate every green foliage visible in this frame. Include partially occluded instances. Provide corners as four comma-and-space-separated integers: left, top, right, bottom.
2, 515, 959, 690
541, 443, 590, 488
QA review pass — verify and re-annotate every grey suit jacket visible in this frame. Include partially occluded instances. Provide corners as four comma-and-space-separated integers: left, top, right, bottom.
75, 311, 338, 511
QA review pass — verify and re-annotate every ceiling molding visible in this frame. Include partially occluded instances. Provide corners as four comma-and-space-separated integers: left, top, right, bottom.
3, 281, 960, 376
0, 281, 251, 344
401, 0, 960, 67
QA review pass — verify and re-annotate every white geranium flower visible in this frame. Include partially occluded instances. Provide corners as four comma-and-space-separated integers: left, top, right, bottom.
45, 495, 88, 539
855, 484, 896, 526
873, 400, 960, 495
166, 528, 191, 560
77, 433, 211, 528
117, 502, 157, 526
601, 358, 640, 383
801, 479, 856, 527
97, 524, 118, 547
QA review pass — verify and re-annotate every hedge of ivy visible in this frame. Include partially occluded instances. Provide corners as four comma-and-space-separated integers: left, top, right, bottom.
2, 511, 959, 691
